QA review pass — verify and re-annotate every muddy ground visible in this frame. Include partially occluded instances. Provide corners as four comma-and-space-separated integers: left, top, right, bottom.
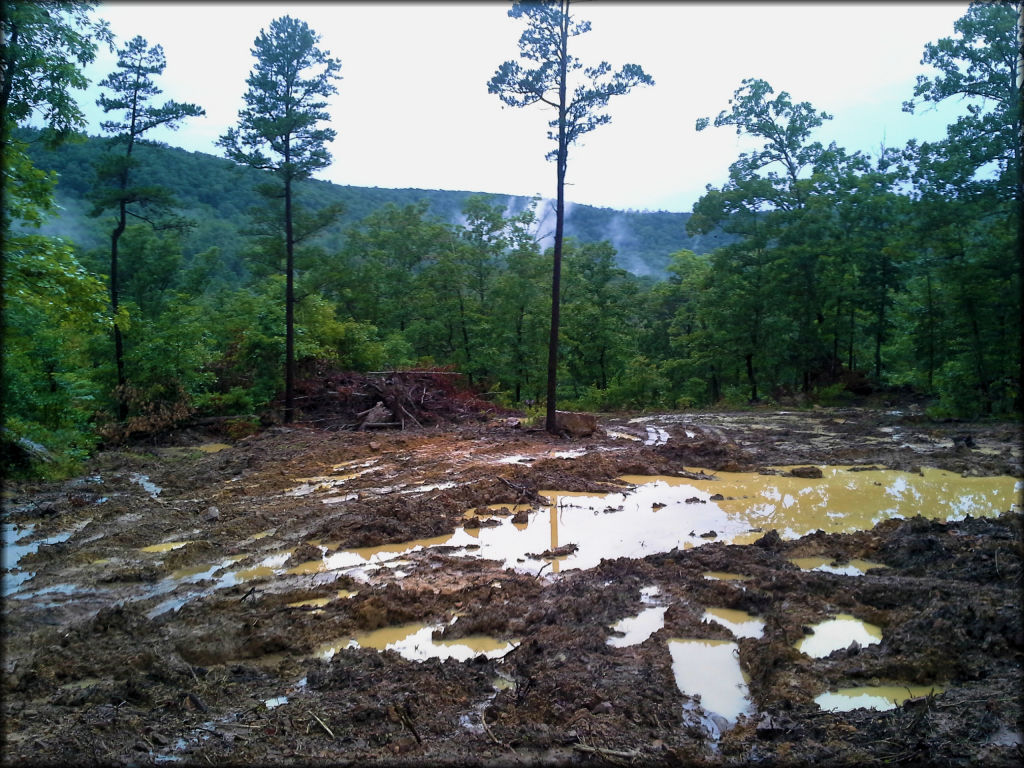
2, 406, 1022, 766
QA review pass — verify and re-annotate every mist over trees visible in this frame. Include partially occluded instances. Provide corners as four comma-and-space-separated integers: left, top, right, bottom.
2, 0, 1019, 476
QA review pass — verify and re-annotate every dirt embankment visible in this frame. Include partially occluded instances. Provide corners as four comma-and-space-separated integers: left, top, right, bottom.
2, 407, 1021, 766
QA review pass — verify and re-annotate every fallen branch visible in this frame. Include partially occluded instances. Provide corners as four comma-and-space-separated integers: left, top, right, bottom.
573, 742, 640, 764
309, 711, 335, 739
481, 711, 515, 753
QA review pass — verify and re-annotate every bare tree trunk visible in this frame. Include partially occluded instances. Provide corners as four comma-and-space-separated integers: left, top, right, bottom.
284, 169, 295, 424
545, 1, 570, 435
111, 196, 128, 422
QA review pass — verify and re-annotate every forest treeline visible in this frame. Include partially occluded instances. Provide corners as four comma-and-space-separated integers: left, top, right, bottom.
2, 1, 1020, 476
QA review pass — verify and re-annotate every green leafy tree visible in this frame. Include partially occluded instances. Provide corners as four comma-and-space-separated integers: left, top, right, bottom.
693, 78, 836, 394
329, 202, 445, 339
91, 35, 204, 421
218, 15, 342, 423
901, 1, 1021, 415
0, 0, 111, 145
489, 0, 653, 433
560, 239, 635, 394
491, 242, 549, 405
903, 1, 1022, 206
1, 1, 112, 471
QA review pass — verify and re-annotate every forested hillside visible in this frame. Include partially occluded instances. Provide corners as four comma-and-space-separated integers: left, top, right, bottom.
2, 1, 1019, 476
17, 128, 728, 279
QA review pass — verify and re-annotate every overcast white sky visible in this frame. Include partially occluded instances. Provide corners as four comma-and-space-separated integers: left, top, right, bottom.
81, 1, 970, 213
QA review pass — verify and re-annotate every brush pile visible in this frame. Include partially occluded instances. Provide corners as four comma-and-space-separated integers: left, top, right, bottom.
284, 361, 508, 430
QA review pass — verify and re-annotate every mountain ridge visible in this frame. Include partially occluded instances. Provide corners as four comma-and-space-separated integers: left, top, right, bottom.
20, 129, 734, 277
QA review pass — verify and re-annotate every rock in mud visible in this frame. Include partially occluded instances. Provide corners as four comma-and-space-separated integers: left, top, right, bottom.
788, 466, 823, 478
755, 529, 784, 550
555, 410, 598, 438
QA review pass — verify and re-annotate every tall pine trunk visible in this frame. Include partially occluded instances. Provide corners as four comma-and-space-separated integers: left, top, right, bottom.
284, 168, 295, 424
544, 2, 570, 435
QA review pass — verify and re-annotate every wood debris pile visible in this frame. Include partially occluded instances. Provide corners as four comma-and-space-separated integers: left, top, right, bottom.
285, 361, 509, 430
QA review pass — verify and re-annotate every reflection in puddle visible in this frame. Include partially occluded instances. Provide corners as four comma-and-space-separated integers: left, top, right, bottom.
608, 586, 665, 646
618, 468, 1020, 541
668, 638, 751, 726
315, 623, 516, 663
789, 556, 888, 576
240, 529, 276, 545
703, 607, 764, 639
607, 606, 667, 647
286, 462, 381, 496
796, 614, 882, 658
128, 466, 1019, 617
170, 555, 248, 581
153, 467, 1018, 597
815, 684, 943, 712
130, 473, 162, 498
644, 426, 670, 446
3, 521, 89, 596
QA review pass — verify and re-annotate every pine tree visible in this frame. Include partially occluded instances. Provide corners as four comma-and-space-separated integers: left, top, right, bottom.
218, 16, 342, 423
489, 0, 652, 433
92, 35, 204, 421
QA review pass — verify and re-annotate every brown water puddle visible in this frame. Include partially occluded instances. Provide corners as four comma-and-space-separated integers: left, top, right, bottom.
668, 638, 752, 726
618, 466, 1021, 543
146, 467, 1019, 616
285, 589, 357, 609
815, 684, 944, 712
313, 622, 516, 662
178, 467, 1018, 587
170, 555, 247, 580
195, 443, 232, 454
139, 540, 192, 554
796, 614, 883, 658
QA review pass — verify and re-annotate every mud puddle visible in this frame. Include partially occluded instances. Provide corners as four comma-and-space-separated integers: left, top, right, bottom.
669, 638, 752, 726
292, 466, 1017, 578
795, 613, 883, 658
815, 684, 946, 712
2, 408, 1021, 766
118, 465, 1018, 620
314, 623, 517, 663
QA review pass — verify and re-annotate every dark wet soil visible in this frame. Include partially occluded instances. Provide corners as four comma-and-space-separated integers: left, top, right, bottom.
2, 406, 1022, 766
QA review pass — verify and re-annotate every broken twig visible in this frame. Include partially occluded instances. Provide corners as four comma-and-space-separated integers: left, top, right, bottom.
309, 711, 335, 739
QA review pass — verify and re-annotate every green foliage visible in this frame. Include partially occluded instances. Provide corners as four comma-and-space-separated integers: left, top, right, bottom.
3, 1, 1019, 477
217, 16, 341, 183
3, 233, 110, 469
0, 1, 112, 141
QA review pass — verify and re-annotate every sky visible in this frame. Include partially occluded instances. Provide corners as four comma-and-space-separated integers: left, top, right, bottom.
78, 1, 972, 214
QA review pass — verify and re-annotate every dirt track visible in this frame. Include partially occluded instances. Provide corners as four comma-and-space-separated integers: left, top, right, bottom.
2, 407, 1022, 766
